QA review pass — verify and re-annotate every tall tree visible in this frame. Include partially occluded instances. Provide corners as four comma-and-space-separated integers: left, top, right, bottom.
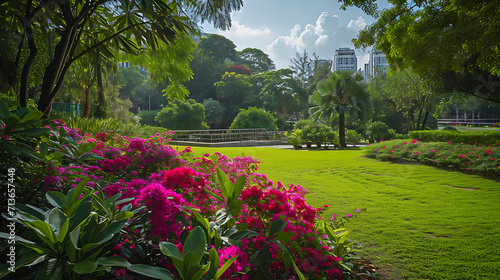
310, 71, 369, 148
341, 0, 500, 102
237, 47, 275, 74
289, 50, 314, 89
2, 0, 242, 116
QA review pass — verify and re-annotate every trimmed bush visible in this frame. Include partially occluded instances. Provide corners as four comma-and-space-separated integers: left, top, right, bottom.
156, 99, 209, 130
409, 130, 500, 146
229, 107, 278, 131
366, 121, 396, 142
138, 109, 160, 126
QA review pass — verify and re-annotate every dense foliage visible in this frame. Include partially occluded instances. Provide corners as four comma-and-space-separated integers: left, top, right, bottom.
409, 130, 500, 146
156, 99, 209, 130
365, 139, 500, 179
0, 103, 367, 279
229, 107, 278, 131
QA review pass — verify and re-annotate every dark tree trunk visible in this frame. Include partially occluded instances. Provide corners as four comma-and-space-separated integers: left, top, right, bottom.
416, 109, 423, 130
339, 109, 346, 148
38, 21, 79, 117
19, 0, 37, 108
94, 50, 106, 118
421, 109, 430, 130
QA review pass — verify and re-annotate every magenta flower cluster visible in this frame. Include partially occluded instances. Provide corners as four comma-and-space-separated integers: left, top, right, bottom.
42, 123, 348, 279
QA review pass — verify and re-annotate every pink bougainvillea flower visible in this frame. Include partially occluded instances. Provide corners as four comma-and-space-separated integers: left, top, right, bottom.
356, 208, 360, 213
330, 215, 337, 221
346, 213, 352, 218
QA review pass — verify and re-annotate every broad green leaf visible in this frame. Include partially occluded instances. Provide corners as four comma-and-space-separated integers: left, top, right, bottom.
213, 255, 238, 280
128, 264, 176, 280
159, 242, 183, 261
188, 262, 211, 280
114, 211, 134, 221
68, 177, 89, 207
39, 142, 48, 156
98, 256, 131, 267
68, 200, 92, 231
94, 220, 127, 242
0, 99, 10, 118
46, 192, 67, 209
267, 219, 287, 237
208, 248, 219, 280
73, 259, 98, 274
182, 226, 206, 259
216, 167, 231, 200
23, 128, 49, 137
229, 230, 260, 243
34, 258, 63, 280
232, 174, 246, 200
47, 208, 67, 233
273, 240, 305, 280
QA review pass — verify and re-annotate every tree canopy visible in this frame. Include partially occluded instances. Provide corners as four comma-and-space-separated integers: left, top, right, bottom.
342, 0, 500, 102
1, 0, 243, 116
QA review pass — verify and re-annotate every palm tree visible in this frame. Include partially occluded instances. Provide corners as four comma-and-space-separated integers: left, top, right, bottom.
310, 70, 369, 148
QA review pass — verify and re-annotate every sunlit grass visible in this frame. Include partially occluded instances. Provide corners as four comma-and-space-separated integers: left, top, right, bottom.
174, 145, 500, 280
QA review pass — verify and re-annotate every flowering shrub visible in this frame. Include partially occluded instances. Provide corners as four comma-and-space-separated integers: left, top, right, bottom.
365, 139, 500, 178
1, 115, 370, 279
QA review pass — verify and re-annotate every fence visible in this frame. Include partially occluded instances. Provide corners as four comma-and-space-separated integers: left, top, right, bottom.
52, 102, 79, 117
437, 118, 500, 126
170, 128, 286, 146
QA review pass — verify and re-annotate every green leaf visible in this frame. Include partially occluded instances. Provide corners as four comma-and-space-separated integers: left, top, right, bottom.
0, 99, 10, 118
213, 255, 238, 280
46, 191, 67, 209
23, 128, 49, 137
128, 264, 176, 280
159, 242, 183, 261
68, 177, 89, 207
188, 262, 211, 280
273, 240, 305, 280
208, 248, 219, 280
216, 167, 231, 201
229, 230, 260, 244
94, 220, 127, 242
267, 219, 287, 237
114, 211, 134, 221
39, 142, 48, 156
73, 259, 98, 274
68, 200, 92, 231
232, 174, 246, 200
182, 226, 206, 258
98, 256, 131, 267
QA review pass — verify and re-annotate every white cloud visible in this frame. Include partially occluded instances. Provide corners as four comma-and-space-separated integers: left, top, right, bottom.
225, 21, 272, 38
267, 12, 369, 69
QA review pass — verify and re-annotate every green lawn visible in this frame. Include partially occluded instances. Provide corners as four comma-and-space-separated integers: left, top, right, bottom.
174, 145, 500, 280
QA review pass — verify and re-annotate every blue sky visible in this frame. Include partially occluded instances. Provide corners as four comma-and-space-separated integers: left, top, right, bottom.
202, 0, 388, 70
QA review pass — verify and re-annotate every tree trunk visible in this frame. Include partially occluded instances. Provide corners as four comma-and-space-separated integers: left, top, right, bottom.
416, 109, 423, 130
94, 50, 106, 118
38, 25, 78, 117
421, 109, 429, 130
339, 109, 346, 148
83, 86, 90, 118
19, 0, 37, 108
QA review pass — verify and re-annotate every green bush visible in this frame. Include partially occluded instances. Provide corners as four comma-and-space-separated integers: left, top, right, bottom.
229, 107, 278, 131
346, 129, 362, 146
156, 99, 209, 130
364, 139, 500, 179
293, 119, 314, 130
409, 130, 500, 146
442, 126, 458, 130
138, 110, 160, 126
301, 122, 337, 148
366, 121, 396, 142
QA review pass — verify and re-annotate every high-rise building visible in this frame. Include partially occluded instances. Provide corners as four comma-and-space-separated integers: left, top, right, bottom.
369, 49, 389, 77
333, 48, 357, 72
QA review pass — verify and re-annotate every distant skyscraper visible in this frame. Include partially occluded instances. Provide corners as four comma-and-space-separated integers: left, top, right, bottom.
333, 48, 357, 72
369, 49, 388, 78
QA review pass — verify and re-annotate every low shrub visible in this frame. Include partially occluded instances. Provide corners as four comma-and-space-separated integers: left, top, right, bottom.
229, 107, 278, 131
409, 130, 500, 146
366, 121, 396, 142
364, 139, 500, 179
138, 109, 160, 126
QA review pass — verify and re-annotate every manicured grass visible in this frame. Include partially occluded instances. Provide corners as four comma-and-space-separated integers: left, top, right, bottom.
174, 145, 500, 280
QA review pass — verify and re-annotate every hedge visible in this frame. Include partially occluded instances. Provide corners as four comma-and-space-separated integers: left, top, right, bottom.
409, 130, 500, 146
